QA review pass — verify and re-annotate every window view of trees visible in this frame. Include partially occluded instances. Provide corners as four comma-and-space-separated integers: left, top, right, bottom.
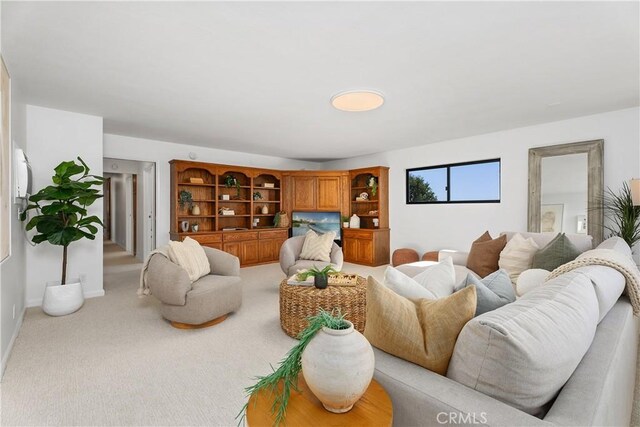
408, 175, 437, 202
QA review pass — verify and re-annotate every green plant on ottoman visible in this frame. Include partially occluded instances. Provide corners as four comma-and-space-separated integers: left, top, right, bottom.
20, 157, 103, 316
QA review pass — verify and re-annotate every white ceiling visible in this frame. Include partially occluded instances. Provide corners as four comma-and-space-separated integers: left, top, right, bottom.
2, 1, 638, 161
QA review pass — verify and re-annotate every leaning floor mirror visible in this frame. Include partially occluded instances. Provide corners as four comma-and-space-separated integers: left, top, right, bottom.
528, 139, 604, 245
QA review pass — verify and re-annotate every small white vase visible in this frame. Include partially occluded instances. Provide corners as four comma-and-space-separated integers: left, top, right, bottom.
261, 205, 269, 214
42, 279, 84, 316
301, 321, 375, 413
191, 204, 200, 215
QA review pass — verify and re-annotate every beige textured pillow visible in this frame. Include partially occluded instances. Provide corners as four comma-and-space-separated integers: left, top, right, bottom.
466, 231, 507, 278
498, 233, 540, 283
167, 237, 210, 283
364, 276, 476, 375
299, 230, 336, 262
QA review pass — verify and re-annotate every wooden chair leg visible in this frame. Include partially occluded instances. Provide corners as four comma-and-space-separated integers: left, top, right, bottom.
170, 314, 228, 329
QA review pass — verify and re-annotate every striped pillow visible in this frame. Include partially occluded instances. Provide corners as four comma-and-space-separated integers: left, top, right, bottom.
299, 230, 336, 262
168, 237, 211, 283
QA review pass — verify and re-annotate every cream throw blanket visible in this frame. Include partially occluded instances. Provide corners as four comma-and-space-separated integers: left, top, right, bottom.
138, 245, 170, 297
546, 248, 640, 315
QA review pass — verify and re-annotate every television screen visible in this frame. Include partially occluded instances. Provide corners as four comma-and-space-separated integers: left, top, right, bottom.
292, 211, 341, 241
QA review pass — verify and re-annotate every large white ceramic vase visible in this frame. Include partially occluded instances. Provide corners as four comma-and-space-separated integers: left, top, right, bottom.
301, 321, 375, 413
42, 279, 84, 316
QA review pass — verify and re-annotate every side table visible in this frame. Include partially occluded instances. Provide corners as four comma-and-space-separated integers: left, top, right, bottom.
246, 376, 393, 426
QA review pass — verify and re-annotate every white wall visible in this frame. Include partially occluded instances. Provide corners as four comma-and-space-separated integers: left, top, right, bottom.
25, 106, 103, 307
323, 107, 640, 263
0, 79, 27, 376
103, 134, 320, 247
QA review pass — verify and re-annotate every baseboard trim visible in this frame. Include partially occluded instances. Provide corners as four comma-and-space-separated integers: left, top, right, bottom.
26, 289, 106, 308
1, 307, 26, 380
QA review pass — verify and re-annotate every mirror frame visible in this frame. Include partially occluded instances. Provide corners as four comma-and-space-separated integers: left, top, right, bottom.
528, 139, 604, 245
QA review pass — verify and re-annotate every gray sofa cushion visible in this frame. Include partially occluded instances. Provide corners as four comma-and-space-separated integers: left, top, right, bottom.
456, 269, 515, 316
147, 254, 192, 306
596, 236, 633, 258
502, 231, 593, 253
573, 265, 626, 323
531, 233, 581, 271
447, 271, 599, 417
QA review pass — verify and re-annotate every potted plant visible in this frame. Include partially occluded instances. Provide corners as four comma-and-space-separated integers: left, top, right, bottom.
296, 265, 336, 289
191, 222, 199, 233
178, 190, 193, 210
225, 174, 241, 198
253, 191, 263, 201
603, 182, 640, 248
20, 157, 103, 316
367, 175, 378, 196
341, 215, 350, 228
238, 309, 374, 425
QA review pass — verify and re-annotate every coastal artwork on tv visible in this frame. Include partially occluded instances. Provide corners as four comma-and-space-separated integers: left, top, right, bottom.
292, 211, 341, 240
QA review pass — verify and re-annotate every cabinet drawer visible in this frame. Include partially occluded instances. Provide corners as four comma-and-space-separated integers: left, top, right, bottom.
223, 231, 259, 242
344, 230, 373, 240
259, 229, 289, 240
191, 234, 222, 244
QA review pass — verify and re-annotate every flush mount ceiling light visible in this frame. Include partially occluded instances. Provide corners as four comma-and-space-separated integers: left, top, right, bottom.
331, 90, 384, 112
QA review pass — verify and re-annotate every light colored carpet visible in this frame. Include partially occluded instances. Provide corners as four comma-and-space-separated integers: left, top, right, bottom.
1, 242, 639, 426
0, 242, 386, 426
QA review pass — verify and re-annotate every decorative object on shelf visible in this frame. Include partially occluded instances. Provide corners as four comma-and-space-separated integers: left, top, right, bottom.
263, 182, 275, 188
342, 215, 350, 228
191, 223, 199, 233
178, 190, 193, 209
219, 207, 235, 216
253, 191, 263, 201
296, 265, 337, 289
20, 157, 103, 316
373, 218, 380, 228
238, 309, 372, 425
180, 220, 190, 232
188, 177, 204, 184
220, 194, 230, 201
368, 210, 378, 216
253, 218, 260, 227
261, 205, 269, 215
349, 214, 360, 229
359, 192, 369, 200
603, 182, 640, 247
274, 211, 290, 228
191, 204, 201, 215
224, 174, 241, 197
367, 175, 378, 196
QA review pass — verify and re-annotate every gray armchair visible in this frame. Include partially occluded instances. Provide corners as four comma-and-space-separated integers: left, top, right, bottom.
147, 247, 242, 329
279, 235, 344, 276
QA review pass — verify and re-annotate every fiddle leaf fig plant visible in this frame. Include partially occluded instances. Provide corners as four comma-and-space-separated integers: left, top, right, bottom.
20, 157, 104, 285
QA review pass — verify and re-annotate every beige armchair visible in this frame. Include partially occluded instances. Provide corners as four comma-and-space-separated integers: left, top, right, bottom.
147, 247, 242, 329
279, 235, 344, 276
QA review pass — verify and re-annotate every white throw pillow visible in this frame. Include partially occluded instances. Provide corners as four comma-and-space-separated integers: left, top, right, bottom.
515, 268, 549, 297
499, 233, 539, 283
167, 237, 211, 283
412, 256, 456, 298
383, 266, 437, 300
299, 230, 336, 262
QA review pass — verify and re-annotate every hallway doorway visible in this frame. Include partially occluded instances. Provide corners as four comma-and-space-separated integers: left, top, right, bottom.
103, 158, 156, 262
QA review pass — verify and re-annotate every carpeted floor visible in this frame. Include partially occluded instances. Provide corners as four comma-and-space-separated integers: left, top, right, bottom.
1, 242, 639, 426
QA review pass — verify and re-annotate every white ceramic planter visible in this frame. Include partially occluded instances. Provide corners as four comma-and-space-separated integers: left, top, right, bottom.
301, 321, 375, 413
42, 279, 84, 316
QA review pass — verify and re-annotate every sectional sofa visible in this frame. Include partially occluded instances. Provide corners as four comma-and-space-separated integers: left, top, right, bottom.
381, 234, 639, 426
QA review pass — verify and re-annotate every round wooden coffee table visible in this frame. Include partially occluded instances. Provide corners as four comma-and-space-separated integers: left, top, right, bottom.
279, 275, 367, 338
246, 376, 392, 427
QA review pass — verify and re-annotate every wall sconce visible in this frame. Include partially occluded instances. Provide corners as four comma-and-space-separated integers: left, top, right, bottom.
631, 178, 640, 206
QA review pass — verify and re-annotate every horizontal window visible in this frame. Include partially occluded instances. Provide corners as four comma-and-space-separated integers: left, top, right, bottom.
406, 159, 501, 204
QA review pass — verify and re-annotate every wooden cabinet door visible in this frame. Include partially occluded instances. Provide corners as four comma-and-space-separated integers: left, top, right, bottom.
223, 242, 242, 260
204, 243, 223, 251
292, 176, 316, 210
242, 240, 260, 265
317, 177, 341, 211
259, 239, 278, 263
343, 238, 358, 263
357, 239, 374, 264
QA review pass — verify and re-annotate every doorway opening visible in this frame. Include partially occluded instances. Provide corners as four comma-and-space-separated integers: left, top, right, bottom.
103, 158, 156, 265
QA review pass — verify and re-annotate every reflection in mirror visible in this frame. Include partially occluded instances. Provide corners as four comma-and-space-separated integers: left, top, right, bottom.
528, 140, 604, 245
540, 153, 588, 234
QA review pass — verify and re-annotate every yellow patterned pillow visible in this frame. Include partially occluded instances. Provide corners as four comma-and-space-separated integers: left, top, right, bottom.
167, 237, 211, 283
364, 276, 476, 375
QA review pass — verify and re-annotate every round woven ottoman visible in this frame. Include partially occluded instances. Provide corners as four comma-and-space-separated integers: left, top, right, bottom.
392, 248, 419, 266
279, 276, 367, 339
